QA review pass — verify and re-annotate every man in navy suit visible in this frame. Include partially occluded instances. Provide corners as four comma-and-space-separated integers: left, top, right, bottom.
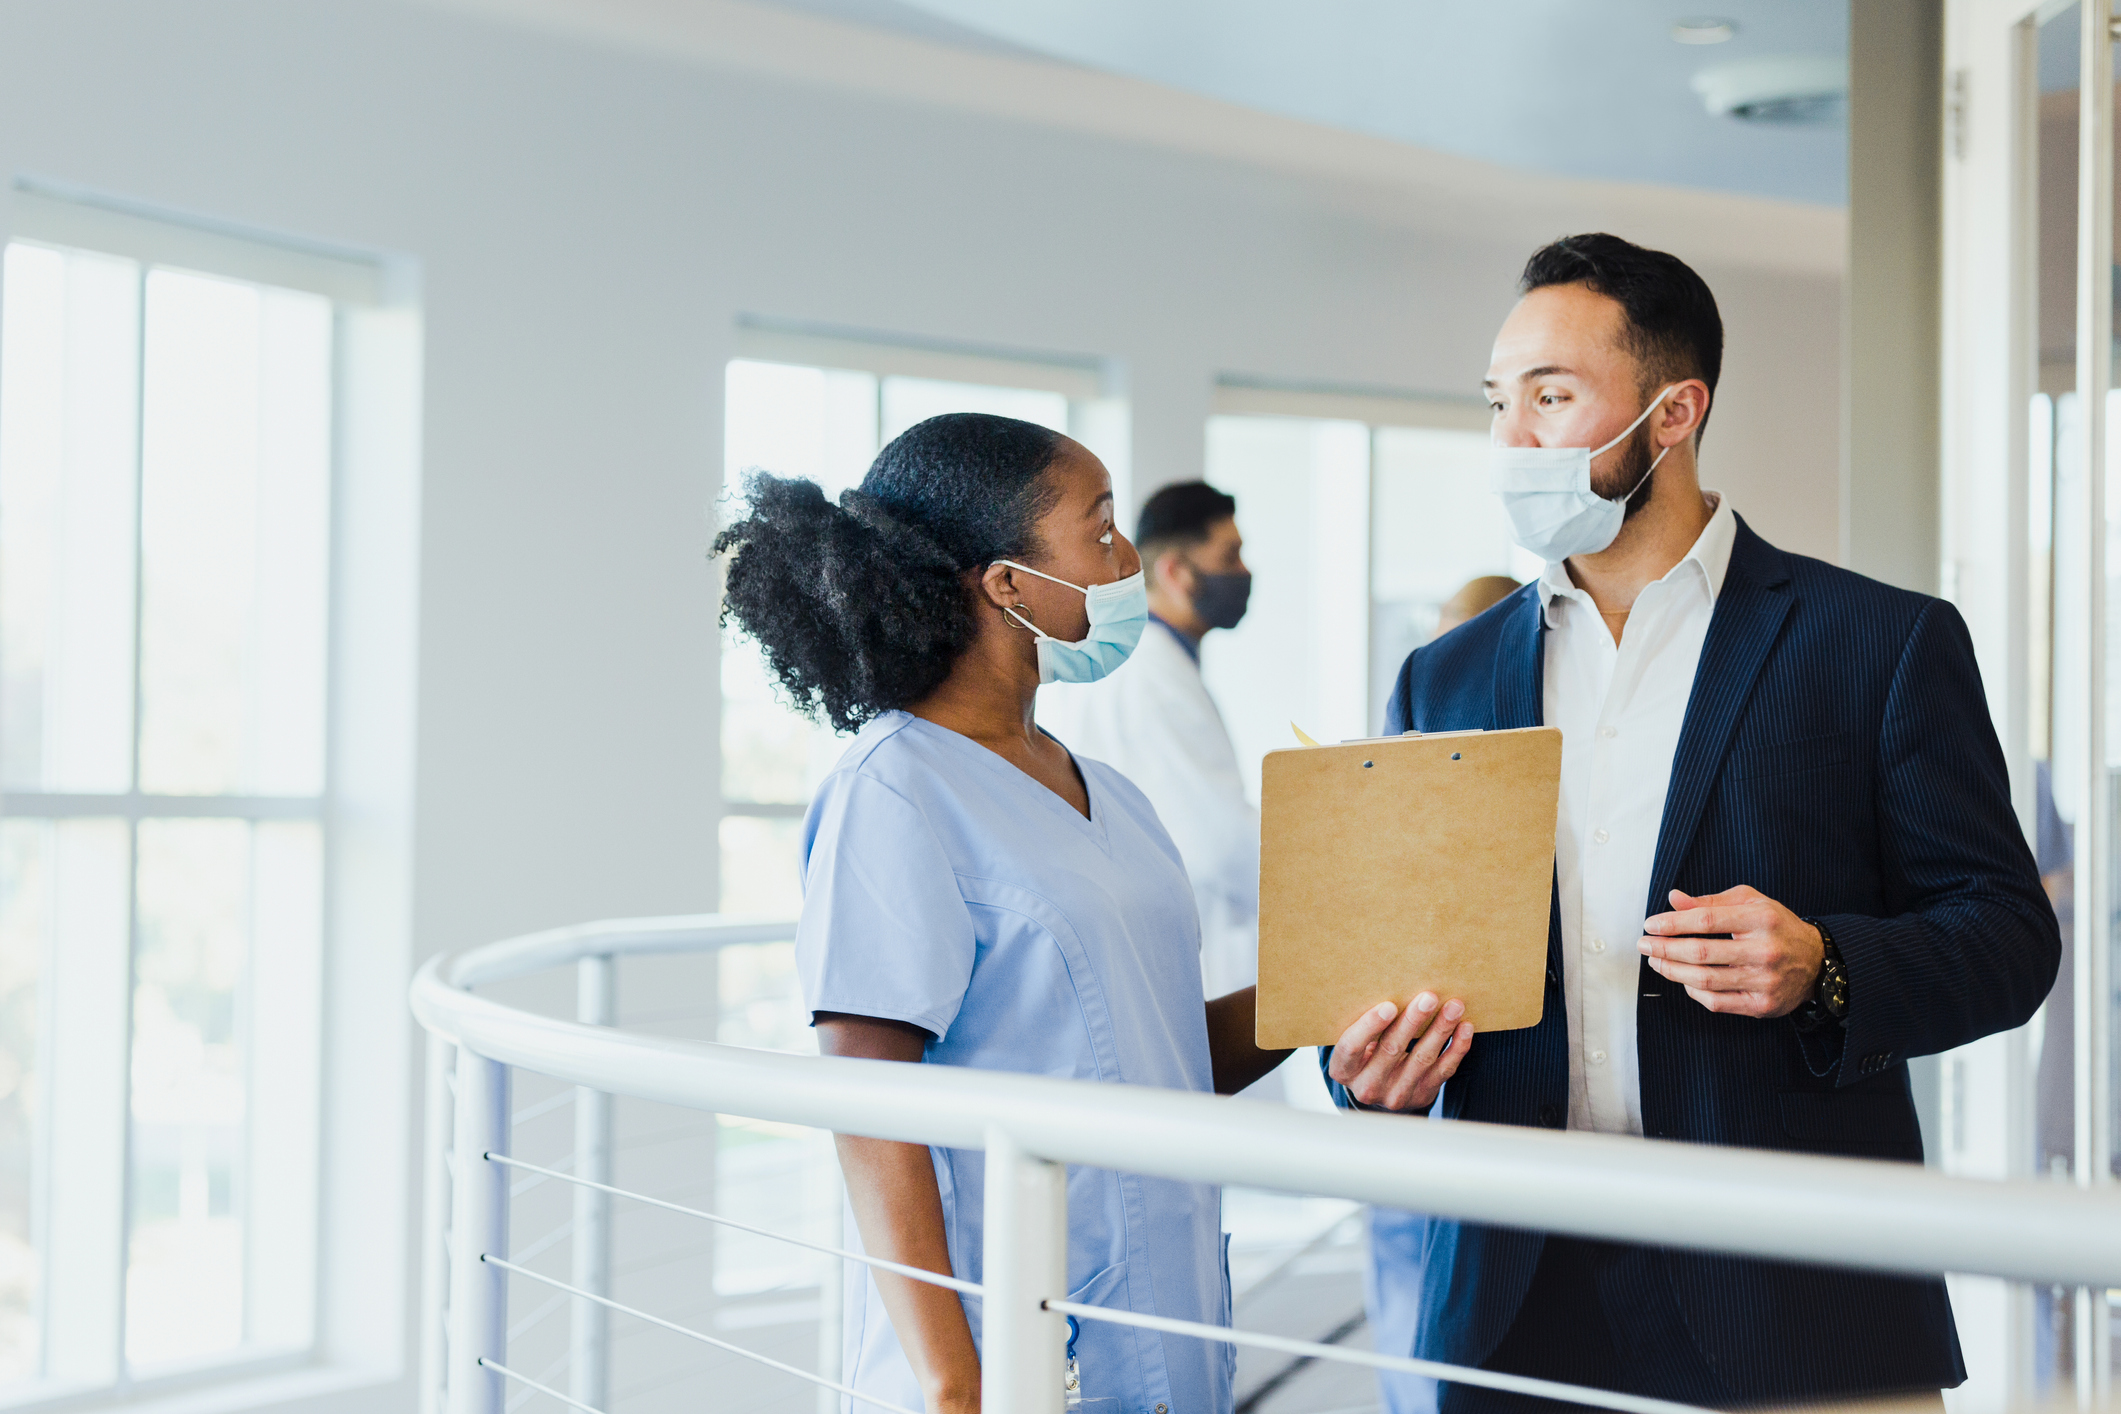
1325, 234, 2059, 1411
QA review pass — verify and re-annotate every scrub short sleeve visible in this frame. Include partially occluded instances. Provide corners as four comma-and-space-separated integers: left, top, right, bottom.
797, 769, 977, 1040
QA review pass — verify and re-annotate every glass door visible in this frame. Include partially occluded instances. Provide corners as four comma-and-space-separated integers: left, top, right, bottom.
1943, 0, 2117, 1402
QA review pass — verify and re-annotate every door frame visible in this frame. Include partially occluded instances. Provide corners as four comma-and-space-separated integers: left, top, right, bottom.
1941, 1, 2113, 1406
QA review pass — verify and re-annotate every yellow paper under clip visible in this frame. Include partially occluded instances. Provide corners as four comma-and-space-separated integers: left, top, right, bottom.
1290, 722, 1321, 747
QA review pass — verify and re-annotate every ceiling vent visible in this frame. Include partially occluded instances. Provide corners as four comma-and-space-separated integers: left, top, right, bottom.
1691, 55, 1848, 125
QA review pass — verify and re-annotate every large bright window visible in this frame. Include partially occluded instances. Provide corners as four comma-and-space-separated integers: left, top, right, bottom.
1201, 391, 1535, 800
0, 235, 334, 1396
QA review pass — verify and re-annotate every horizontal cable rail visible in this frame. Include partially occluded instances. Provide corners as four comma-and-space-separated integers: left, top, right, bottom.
494, 1140, 1716, 1414
508, 1153, 573, 1198
484, 1146, 1705, 1414
1047, 1299, 1714, 1414
415, 939, 2121, 1289
502, 1351, 570, 1414
420, 911, 2121, 1414
488, 1152, 983, 1295
484, 1254, 921, 1414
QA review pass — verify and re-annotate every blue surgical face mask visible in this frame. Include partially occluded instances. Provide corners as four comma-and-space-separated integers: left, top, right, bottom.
995, 560, 1148, 685
1487, 386, 1677, 562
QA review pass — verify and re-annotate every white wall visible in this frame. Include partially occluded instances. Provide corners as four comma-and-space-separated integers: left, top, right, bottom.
0, 0, 1846, 1406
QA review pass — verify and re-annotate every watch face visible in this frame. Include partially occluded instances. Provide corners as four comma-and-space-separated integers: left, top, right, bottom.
1823, 961, 1850, 1016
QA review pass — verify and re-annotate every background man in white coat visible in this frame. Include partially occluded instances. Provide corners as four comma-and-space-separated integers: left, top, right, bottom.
1040, 481, 1259, 995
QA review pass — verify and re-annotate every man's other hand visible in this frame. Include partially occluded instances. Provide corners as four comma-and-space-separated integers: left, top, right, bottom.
1640, 885, 1824, 1018
1326, 992, 1474, 1112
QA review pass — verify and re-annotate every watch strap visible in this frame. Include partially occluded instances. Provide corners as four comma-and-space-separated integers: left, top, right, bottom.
1793, 917, 1847, 1033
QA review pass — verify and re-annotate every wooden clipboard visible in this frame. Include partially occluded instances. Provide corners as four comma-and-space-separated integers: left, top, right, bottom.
1255, 726, 1561, 1048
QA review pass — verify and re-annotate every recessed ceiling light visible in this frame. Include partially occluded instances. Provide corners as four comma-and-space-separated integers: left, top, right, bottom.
1672, 18, 1737, 45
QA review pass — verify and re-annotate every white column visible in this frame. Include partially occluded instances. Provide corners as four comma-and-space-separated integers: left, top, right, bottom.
1845, 0, 1945, 596
2076, 3, 2116, 1406
1850, 0, 1952, 1194
980, 1127, 1068, 1414
571, 956, 615, 1411
447, 1051, 509, 1414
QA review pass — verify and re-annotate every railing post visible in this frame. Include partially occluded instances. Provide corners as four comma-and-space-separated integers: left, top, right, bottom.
571, 955, 615, 1411
447, 1049, 509, 1414
421, 1035, 457, 1414
981, 1127, 1067, 1414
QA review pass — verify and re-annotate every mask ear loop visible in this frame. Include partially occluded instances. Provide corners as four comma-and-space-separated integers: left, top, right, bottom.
992, 559, 1086, 594
995, 559, 1078, 641
1590, 385, 1681, 458
1600, 385, 1679, 505
1003, 605, 1054, 640
1613, 443, 1673, 506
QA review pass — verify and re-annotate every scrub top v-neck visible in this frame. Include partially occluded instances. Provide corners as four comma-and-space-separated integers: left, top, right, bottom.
798, 710, 1231, 1414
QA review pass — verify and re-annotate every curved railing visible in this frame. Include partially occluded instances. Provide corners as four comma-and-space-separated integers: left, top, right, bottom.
413, 913, 2121, 1414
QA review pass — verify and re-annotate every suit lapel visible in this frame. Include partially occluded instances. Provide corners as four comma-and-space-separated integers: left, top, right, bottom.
1492, 587, 1545, 730
1492, 585, 1564, 1003
1644, 520, 1794, 912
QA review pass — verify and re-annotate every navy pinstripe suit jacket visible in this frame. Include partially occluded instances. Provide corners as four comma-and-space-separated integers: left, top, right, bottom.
1326, 517, 2060, 1403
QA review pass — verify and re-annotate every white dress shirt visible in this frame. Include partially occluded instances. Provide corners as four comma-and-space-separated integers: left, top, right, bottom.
1541, 493, 1735, 1135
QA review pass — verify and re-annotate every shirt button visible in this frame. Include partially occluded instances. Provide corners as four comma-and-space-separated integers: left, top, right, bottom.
1593, 828, 1610, 845
1157, 1406, 1168, 1413
1590, 1049, 1608, 1064
1600, 725, 1617, 738
1590, 936, 1606, 954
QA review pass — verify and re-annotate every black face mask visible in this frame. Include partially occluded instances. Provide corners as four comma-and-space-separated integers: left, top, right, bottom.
1188, 568, 1252, 631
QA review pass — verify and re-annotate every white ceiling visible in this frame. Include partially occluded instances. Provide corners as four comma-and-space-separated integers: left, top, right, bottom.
754, 0, 1849, 207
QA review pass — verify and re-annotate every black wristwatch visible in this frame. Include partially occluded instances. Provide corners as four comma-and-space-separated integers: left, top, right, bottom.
1792, 919, 1849, 1033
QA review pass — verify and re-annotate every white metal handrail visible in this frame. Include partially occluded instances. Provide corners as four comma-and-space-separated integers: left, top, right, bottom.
414, 913, 2121, 1414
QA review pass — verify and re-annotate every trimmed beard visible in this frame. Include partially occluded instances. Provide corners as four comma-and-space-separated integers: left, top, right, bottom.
1591, 420, 1660, 521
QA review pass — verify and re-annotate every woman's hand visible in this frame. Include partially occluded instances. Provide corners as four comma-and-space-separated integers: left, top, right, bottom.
1325, 992, 1474, 1112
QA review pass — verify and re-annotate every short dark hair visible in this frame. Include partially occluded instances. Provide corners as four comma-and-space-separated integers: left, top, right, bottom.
1519, 233, 1723, 439
1135, 481, 1236, 561
713, 412, 1065, 732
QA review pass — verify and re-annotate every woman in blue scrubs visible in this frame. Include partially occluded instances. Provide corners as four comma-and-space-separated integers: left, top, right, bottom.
715, 413, 1305, 1414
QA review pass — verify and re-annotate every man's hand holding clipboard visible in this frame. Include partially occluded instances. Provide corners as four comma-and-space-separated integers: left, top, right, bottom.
1323, 990, 1475, 1112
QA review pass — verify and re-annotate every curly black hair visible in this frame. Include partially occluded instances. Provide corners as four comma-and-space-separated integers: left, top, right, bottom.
714, 412, 1067, 733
